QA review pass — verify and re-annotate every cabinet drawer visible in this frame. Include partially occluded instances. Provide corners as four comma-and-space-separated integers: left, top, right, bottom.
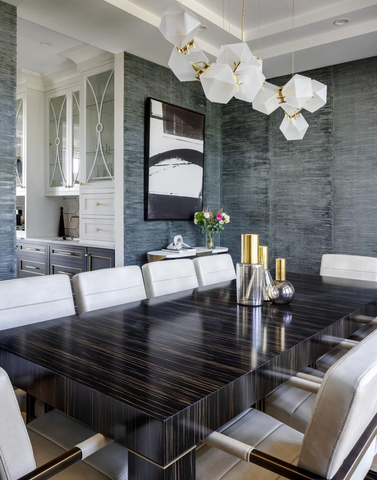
81, 218, 115, 242
19, 243, 48, 255
19, 258, 47, 276
50, 263, 83, 280
81, 193, 114, 216
50, 245, 86, 265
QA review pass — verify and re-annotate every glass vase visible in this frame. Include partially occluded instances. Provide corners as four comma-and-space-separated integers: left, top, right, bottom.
206, 231, 215, 249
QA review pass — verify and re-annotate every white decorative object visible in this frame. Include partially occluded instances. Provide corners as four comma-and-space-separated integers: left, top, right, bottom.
282, 74, 313, 109
168, 46, 209, 82
303, 79, 327, 113
159, 2, 201, 50
167, 235, 191, 251
234, 63, 265, 103
280, 112, 309, 141
217, 43, 254, 68
200, 63, 239, 104
251, 56, 263, 72
252, 82, 280, 114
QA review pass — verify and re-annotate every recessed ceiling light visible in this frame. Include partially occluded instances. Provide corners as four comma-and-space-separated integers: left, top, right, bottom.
333, 18, 350, 26
198, 25, 208, 31
40, 41, 53, 47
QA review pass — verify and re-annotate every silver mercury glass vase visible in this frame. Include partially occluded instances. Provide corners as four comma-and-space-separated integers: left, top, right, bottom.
268, 258, 295, 305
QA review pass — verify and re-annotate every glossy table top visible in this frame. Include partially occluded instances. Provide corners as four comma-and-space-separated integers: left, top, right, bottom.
0, 273, 376, 422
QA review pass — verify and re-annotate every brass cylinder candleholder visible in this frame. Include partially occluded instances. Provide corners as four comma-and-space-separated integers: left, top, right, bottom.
237, 234, 263, 306
259, 246, 273, 302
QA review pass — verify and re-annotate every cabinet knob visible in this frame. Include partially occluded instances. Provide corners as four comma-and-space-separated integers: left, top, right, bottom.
96, 202, 101, 206
96, 228, 101, 232
85, 254, 89, 257
65, 185, 68, 188
80, 182, 85, 186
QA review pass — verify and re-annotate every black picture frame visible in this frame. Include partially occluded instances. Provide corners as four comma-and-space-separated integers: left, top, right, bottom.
144, 98, 205, 221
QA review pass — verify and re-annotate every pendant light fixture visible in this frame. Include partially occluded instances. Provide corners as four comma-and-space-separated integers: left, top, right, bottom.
158, 0, 326, 140
159, 0, 265, 105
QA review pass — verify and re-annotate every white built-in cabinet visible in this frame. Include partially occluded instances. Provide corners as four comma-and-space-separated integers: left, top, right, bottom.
79, 63, 115, 244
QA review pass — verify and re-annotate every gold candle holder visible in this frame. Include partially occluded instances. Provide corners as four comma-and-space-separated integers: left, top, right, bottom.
276, 258, 286, 281
237, 234, 263, 306
259, 246, 272, 302
241, 234, 259, 264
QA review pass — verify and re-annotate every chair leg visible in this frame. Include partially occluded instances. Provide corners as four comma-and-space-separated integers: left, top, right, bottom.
26, 394, 36, 423
366, 470, 377, 480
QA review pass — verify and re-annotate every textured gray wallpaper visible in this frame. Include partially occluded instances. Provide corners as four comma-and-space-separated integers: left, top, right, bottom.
0, 1, 17, 280
221, 57, 377, 274
123, 52, 221, 266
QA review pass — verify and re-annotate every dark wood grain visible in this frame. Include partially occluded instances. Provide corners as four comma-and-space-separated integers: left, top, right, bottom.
0, 273, 376, 478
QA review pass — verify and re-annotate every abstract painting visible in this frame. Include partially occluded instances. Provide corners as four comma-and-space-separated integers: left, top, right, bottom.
145, 98, 204, 220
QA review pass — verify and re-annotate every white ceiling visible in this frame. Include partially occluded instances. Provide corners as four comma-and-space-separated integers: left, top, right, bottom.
8, 0, 377, 80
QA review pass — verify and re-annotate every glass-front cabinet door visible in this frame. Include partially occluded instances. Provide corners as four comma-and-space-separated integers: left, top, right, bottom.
48, 94, 67, 189
46, 86, 80, 195
16, 96, 26, 193
72, 91, 80, 188
84, 68, 114, 184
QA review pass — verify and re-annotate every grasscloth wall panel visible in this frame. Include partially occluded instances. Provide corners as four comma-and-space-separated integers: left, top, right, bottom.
268, 67, 334, 273
221, 57, 377, 274
220, 100, 270, 261
333, 57, 377, 257
0, 1, 17, 280
123, 52, 221, 266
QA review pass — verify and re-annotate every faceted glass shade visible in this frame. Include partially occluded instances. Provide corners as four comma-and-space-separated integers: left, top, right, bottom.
252, 82, 280, 115
250, 56, 263, 72
168, 46, 209, 82
200, 63, 238, 104
234, 64, 265, 103
303, 79, 327, 113
280, 113, 309, 141
217, 43, 253, 68
280, 104, 301, 116
159, 3, 201, 49
282, 74, 313, 109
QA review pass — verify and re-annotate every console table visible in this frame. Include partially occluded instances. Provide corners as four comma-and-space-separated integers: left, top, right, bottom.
147, 246, 228, 262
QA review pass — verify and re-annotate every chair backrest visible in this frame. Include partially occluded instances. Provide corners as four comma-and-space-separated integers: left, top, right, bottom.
72, 266, 146, 313
299, 330, 377, 479
0, 367, 36, 479
0, 275, 75, 330
142, 259, 199, 298
320, 254, 377, 281
193, 254, 236, 287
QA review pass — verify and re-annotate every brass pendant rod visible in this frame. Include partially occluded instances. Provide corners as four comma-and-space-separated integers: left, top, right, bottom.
241, 0, 245, 42
258, 0, 261, 58
292, 0, 295, 76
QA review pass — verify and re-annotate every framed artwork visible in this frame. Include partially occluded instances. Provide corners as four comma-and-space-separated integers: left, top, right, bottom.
145, 98, 205, 220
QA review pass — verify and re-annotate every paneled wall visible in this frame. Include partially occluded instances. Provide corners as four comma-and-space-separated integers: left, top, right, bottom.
123, 52, 221, 266
0, 1, 17, 280
221, 56, 377, 274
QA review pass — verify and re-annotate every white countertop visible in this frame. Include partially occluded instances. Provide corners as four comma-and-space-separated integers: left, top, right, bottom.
16, 236, 115, 249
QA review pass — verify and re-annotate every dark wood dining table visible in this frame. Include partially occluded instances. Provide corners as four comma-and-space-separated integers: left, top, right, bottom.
0, 272, 377, 479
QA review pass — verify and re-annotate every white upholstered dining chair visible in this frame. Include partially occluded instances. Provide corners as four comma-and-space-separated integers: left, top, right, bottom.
72, 266, 146, 313
0, 274, 75, 330
320, 253, 377, 281
193, 254, 236, 287
0, 367, 128, 480
0, 275, 75, 420
197, 329, 377, 480
142, 259, 199, 298
317, 253, 377, 372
